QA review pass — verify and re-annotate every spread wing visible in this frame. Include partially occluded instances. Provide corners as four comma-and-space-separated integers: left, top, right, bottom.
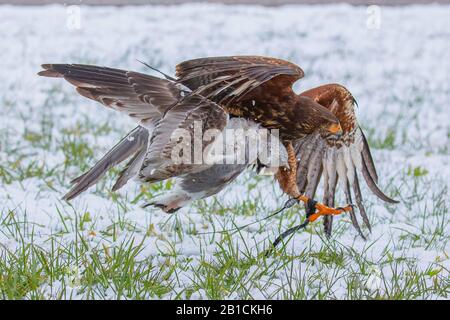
138, 94, 229, 183
38, 64, 188, 128
176, 55, 304, 111
294, 84, 399, 238
39, 63, 230, 198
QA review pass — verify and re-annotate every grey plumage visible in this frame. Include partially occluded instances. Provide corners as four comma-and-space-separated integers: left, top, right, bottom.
293, 118, 398, 239
64, 126, 148, 200
112, 143, 148, 192
360, 129, 379, 184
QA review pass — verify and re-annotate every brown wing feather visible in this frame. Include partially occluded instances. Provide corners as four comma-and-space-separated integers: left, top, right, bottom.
176, 56, 304, 112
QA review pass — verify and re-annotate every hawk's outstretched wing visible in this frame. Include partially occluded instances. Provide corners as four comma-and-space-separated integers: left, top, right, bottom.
176, 55, 304, 111
294, 84, 398, 238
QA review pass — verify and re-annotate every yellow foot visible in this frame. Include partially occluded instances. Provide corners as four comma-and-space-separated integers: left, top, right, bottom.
295, 195, 353, 222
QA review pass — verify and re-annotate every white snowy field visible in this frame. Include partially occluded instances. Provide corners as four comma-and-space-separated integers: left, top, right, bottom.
0, 4, 449, 299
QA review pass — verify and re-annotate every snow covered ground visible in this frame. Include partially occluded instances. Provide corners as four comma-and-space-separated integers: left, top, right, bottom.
0, 4, 448, 299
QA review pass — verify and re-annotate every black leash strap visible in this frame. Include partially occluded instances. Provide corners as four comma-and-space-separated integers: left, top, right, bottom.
266, 198, 317, 256
197, 198, 299, 236
270, 220, 310, 249
196, 197, 323, 258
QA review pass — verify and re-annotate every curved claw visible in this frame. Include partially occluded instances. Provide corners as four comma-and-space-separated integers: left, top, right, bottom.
336, 204, 356, 211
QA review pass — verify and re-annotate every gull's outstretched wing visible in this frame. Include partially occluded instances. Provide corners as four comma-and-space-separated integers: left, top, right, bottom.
38, 64, 187, 128
38, 63, 228, 199
63, 126, 149, 200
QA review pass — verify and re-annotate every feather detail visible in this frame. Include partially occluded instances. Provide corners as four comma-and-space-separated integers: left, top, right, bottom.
63, 126, 149, 201
292, 83, 399, 239
335, 148, 348, 188
345, 181, 366, 240
362, 159, 399, 204
352, 169, 371, 231
38, 64, 184, 129
360, 128, 379, 184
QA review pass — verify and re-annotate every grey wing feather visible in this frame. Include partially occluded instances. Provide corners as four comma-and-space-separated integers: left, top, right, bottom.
63, 126, 149, 201
143, 118, 271, 212
294, 127, 398, 239
180, 163, 247, 196
38, 64, 185, 127
111, 144, 148, 192
138, 94, 228, 183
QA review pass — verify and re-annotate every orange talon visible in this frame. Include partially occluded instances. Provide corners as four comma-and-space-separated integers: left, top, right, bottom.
295, 195, 353, 222
307, 206, 348, 222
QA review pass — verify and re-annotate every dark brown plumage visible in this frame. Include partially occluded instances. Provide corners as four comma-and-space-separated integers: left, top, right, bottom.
38, 55, 398, 238
176, 56, 341, 140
